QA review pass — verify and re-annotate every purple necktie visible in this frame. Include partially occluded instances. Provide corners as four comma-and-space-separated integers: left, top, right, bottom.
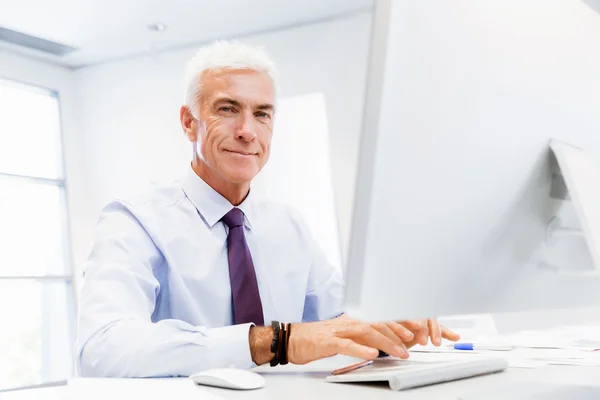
221, 208, 264, 326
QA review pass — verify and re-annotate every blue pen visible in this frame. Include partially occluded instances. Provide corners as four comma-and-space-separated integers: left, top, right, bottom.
454, 343, 513, 351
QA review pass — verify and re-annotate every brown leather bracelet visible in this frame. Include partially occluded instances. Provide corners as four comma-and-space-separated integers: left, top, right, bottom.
278, 322, 284, 361
280, 323, 289, 365
270, 321, 291, 366
281, 323, 292, 365
287, 323, 292, 358
269, 321, 281, 367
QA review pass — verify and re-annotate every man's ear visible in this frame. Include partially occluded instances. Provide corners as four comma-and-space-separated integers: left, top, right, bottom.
180, 105, 197, 143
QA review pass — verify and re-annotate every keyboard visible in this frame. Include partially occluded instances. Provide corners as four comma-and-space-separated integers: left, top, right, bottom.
325, 354, 509, 391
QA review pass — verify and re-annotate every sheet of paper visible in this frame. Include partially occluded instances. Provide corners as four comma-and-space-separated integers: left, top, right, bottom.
501, 325, 600, 351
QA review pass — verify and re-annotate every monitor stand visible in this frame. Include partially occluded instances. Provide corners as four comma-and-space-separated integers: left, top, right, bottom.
546, 140, 600, 273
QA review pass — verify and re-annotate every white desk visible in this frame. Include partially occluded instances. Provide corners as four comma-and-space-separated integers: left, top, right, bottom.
204, 360, 600, 400
2, 359, 599, 400
6, 310, 600, 400
0, 386, 64, 400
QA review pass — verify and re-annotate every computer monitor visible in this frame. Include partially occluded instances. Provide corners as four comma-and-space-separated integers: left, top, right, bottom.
344, 0, 600, 323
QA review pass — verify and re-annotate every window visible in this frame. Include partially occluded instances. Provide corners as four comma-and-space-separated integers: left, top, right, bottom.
0, 78, 75, 389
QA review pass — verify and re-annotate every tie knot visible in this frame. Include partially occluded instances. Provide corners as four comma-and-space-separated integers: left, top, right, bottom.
221, 208, 245, 228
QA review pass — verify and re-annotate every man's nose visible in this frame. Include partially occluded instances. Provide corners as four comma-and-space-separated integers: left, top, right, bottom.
236, 111, 257, 142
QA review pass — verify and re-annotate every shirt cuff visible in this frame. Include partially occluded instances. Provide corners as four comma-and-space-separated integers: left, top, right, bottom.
207, 323, 255, 369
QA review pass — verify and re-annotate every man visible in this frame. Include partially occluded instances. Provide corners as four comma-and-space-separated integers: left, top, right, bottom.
76, 40, 459, 378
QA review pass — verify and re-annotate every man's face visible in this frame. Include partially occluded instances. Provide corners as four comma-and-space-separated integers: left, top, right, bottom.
192, 70, 275, 185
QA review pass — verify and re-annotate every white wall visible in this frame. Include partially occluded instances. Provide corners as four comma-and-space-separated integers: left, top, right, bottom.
72, 12, 372, 271
257, 92, 342, 269
0, 50, 92, 285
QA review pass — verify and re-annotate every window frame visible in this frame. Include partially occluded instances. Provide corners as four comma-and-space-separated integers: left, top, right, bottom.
0, 76, 77, 388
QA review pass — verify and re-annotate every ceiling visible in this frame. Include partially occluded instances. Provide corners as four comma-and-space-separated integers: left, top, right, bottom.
0, 0, 372, 68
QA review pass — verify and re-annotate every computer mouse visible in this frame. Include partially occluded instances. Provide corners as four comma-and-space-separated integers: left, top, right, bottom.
189, 368, 266, 390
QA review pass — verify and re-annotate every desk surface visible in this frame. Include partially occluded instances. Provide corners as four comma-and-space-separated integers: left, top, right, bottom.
3, 359, 600, 400
8, 311, 600, 399
205, 360, 600, 400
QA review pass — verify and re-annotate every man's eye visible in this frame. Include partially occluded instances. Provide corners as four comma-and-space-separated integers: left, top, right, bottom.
256, 112, 271, 119
219, 107, 233, 112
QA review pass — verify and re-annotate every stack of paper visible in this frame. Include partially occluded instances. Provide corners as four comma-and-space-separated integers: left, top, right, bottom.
411, 324, 600, 368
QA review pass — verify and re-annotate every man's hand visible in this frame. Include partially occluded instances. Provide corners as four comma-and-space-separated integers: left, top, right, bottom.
287, 316, 460, 365
287, 317, 409, 365
339, 314, 460, 349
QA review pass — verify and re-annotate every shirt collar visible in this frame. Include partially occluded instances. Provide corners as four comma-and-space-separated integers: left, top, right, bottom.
181, 166, 255, 229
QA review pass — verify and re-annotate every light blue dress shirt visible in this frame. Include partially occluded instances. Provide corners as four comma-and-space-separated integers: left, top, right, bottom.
76, 167, 345, 378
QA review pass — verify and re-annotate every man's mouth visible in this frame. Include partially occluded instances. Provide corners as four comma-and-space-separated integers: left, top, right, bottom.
225, 149, 257, 156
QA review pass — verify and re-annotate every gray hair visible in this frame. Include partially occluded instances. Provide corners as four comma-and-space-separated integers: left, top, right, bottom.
183, 40, 279, 117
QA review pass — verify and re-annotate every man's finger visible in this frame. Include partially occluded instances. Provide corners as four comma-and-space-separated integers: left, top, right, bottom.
416, 320, 429, 345
350, 325, 408, 359
372, 323, 405, 347
333, 338, 379, 360
399, 320, 428, 345
399, 320, 422, 331
375, 323, 410, 356
386, 321, 415, 342
428, 319, 442, 346
441, 325, 460, 341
